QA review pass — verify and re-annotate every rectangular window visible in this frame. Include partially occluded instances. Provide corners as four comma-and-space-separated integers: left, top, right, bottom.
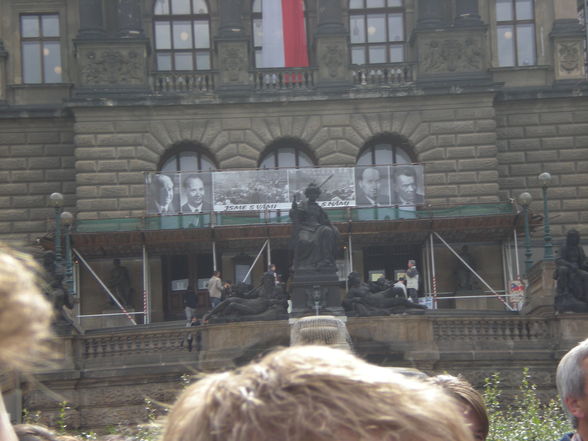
20, 14, 62, 84
495, 0, 536, 67
349, 0, 405, 65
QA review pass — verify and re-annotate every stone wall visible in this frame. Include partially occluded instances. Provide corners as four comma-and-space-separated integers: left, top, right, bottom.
71, 92, 500, 220
496, 96, 588, 238
22, 311, 588, 431
0, 114, 75, 245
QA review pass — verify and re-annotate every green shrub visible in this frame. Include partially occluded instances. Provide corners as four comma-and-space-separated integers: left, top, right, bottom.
484, 368, 572, 441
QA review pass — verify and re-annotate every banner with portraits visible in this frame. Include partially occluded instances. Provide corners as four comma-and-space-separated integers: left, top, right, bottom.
145, 164, 424, 214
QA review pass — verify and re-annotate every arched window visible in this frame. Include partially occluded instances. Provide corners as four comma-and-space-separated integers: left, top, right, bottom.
159, 142, 216, 171
356, 134, 412, 165
258, 138, 315, 168
349, 0, 405, 65
252, 0, 309, 68
153, 0, 212, 71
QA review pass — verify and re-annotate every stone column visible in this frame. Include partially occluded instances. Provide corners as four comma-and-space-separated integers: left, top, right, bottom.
316, 0, 346, 35
315, 0, 351, 88
77, 0, 106, 39
551, 0, 585, 82
454, 0, 482, 26
217, 0, 244, 38
215, 0, 250, 92
0, 40, 7, 102
417, 0, 446, 28
118, 0, 143, 38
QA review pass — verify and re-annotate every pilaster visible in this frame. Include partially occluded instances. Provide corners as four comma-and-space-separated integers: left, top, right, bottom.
315, 0, 351, 89
0, 40, 7, 103
550, 0, 586, 82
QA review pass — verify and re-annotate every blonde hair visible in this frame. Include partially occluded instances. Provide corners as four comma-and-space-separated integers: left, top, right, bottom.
0, 243, 53, 371
162, 345, 474, 441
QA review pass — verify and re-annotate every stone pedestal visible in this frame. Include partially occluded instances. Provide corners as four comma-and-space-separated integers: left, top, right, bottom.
289, 272, 344, 317
315, 35, 352, 89
216, 39, 251, 93
73, 39, 149, 95
520, 260, 556, 315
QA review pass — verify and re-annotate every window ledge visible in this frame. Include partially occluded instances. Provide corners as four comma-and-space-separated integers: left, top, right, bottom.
489, 65, 550, 72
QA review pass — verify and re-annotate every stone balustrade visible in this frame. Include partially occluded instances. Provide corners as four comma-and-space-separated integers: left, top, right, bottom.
251, 67, 316, 91
150, 71, 215, 93
351, 63, 415, 87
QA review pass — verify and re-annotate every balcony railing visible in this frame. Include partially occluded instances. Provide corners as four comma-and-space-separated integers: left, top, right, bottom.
252, 67, 316, 91
351, 63, 415, 87
150, 71, 215, 94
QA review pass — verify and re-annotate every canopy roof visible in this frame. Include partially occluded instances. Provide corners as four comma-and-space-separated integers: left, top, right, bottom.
68, 203, 538, 258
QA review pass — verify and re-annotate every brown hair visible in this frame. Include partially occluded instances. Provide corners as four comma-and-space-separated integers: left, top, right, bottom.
430, 374, 489, 441
162, 345, 474, 441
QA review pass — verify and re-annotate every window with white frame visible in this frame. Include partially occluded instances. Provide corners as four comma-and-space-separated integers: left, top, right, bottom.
20, 14, 62, 84
349, 0, 405, 65
153, 0, 212, 71
496, 0, 536, 67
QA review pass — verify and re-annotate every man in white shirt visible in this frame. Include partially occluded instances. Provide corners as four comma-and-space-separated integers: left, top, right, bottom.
207, 271, 223, 309
406, 260, 419, 303
393, 277, 407, 298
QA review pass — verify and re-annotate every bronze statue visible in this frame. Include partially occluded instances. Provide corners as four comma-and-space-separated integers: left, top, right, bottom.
455, 245, 476, 291
342, 272, 426, 316
41, 251, 74, 324
554, 229, 588, 312
289, 183, 340, 272
108, 258, 133, 307
203, 271, 288, 323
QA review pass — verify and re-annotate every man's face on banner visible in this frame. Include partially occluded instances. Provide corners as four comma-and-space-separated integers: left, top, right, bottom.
157, 175, 174, 207
186, 177, 205, 207
359, 168, 381, 200
396, 173, 417, 203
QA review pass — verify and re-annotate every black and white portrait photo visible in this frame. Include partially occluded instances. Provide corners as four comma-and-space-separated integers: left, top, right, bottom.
390, 165, 425, 208
355, 166, 390, 207
146, 173, 180, 215
180, 173, 212, 213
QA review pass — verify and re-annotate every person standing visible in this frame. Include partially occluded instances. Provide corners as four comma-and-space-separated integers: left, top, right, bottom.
207, 271, 223, 309
183, 283, 198, 324
406, 260, 419, 303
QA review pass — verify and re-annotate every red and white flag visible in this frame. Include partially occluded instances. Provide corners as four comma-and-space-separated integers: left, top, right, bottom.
261, 0, 309, 68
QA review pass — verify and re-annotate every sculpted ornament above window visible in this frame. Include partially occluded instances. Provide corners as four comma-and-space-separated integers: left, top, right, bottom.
421, 37, 483, 74
79, 49, 144, 85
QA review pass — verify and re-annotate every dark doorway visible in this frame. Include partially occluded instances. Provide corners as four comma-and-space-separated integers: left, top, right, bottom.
363, 245, 421, 287
162, 253, 214, 320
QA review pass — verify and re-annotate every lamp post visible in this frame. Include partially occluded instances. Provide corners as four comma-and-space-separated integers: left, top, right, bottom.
518, 192, 533, 274
61, 211, 74, 295
49, 192, 64, 264
538, 172, 554, 261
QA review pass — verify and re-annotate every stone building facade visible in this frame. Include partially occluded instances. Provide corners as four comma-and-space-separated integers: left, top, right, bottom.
0, 0, 586, 320
1, 0, 588, 428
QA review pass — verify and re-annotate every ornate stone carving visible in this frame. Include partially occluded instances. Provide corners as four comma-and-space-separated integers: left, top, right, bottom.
559, 41, 581, 73
323, 45, 345, 79
421, 37, 483, 74
219, 45, 247, 83
79, 48, 144, 86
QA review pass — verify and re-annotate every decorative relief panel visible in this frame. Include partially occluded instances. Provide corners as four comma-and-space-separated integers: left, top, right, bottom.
316, 37, 350, 83
555, 40, 585, 80
78, 46, 147, 87
218, 42, 249, 85
421, 37, 483, 74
